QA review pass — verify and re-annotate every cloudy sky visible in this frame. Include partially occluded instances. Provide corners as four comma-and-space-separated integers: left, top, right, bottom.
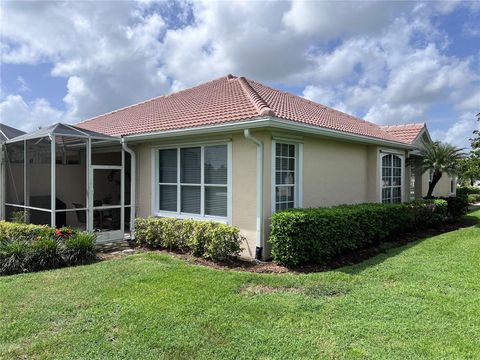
0, 0, 479, 148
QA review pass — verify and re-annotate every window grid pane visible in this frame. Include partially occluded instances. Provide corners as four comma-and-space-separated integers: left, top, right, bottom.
159, 185, 177, 212
181, 147, 201, 184
205, 145, 227, 184
159, 149, 177, 183
205, 186, 227, 217
181, 185, 201, 214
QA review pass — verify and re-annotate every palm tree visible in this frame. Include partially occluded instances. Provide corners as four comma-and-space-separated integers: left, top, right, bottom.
420, 141, 465, 198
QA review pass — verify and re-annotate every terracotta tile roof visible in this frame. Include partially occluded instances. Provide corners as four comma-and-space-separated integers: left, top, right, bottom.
76, 75, 408, 144
380, 123, 426, 144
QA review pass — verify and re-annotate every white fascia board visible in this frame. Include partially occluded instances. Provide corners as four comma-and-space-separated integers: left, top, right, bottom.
124, 116, 414, 150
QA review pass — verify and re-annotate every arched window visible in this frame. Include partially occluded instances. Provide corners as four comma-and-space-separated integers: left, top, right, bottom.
381, 153, 403, 203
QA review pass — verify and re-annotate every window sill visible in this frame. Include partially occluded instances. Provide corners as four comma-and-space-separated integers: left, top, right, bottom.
154, 211, 229, 224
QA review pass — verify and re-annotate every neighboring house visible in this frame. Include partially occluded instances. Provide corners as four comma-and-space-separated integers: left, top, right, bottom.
0, 124, 26, 221
1, 76, 456, 259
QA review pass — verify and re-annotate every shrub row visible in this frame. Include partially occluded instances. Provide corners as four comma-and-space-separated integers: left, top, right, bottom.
135, 217, 243, 261
468, 194, 480, 204
458, 186, 480, 195
0, 222, 56, 242
270, 200, 449, 267
0, 222, 96, 275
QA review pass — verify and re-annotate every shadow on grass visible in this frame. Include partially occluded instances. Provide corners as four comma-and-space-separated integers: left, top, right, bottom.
337, 214, 480, 276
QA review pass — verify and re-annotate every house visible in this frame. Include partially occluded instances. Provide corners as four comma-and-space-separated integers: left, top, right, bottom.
1, 75, 456, 259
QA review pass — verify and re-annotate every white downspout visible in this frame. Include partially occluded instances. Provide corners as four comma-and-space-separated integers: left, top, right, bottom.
121, 137, 136, 239
244, 129, 264, 260
0, 143, 4, 221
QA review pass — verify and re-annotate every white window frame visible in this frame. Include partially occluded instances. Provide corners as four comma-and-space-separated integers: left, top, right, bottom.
152, 141, 232, 224
379, 150, 405, 204
271, 139, 303, 213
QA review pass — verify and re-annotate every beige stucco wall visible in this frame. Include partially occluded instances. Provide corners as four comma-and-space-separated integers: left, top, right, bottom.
421, 171, 456, 197
302, 136, 371, 207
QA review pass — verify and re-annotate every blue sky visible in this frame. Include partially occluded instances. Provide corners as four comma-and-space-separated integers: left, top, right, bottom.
0, 0, 478, 148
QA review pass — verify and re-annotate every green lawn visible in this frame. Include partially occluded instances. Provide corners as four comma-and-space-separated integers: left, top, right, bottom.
1, 211, 480, 359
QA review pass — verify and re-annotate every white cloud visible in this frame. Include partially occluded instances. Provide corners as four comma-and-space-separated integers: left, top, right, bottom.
2, 1, 170, 120
283, 1, 410, 38
456, 88, 480, 111
364, 103, 426, 125
384, 44, 476, 105
431, 112, 479, 149
0, 95, 65, 132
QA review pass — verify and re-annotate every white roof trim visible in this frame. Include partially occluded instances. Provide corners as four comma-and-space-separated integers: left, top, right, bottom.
124, 116, 414, 149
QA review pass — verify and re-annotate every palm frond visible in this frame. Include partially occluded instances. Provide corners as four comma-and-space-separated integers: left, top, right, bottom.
419, 141, 466, 176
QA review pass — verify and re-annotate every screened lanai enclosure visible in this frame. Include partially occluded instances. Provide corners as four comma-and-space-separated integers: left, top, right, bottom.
2, 123, 133, 243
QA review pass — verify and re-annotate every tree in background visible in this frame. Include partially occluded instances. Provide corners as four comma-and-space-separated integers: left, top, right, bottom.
458, 113, 480, 186
420, 141, 465, 198
471, 113, 480, 156
458, 157, 480, 186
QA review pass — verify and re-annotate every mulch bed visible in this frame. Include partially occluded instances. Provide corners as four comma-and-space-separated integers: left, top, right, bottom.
97, 216, 478, 274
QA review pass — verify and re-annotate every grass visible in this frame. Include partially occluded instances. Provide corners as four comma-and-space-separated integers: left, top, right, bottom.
1, 211, 480, 359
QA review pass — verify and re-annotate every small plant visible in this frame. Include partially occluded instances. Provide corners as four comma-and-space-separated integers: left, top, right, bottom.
10, 211, 28, 224
0, 240, 30, 275
0, 222, 97, 275
62, 232, 97, 265
30, 237, 63, 271
55, 227, 75, 238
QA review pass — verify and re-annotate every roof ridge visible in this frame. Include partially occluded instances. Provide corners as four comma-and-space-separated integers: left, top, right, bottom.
237, 76, 275, 117
246, 78, 394, 132
380, 122, 426, 128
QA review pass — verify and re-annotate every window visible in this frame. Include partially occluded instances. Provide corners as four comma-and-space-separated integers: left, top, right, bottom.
274, 142, 298, 211
409, 161, 415, 201
450, 177, 455, 193
157, 144, 229, 219
381, 153, 403, 203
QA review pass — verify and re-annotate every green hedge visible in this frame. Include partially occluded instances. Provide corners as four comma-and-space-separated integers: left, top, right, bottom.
458, 186, 480, 195
0, 222, 96, 275
0, 222, 56, 242
135, 217, 243, 261
270, 200, 448, 267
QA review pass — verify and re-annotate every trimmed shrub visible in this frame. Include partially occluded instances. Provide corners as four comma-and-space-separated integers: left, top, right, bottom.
135, 217, 243, 261
0, 223, 96, 275
270, 200, 449, 267
442, 195, 469, 218
0, 221, 56, 242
